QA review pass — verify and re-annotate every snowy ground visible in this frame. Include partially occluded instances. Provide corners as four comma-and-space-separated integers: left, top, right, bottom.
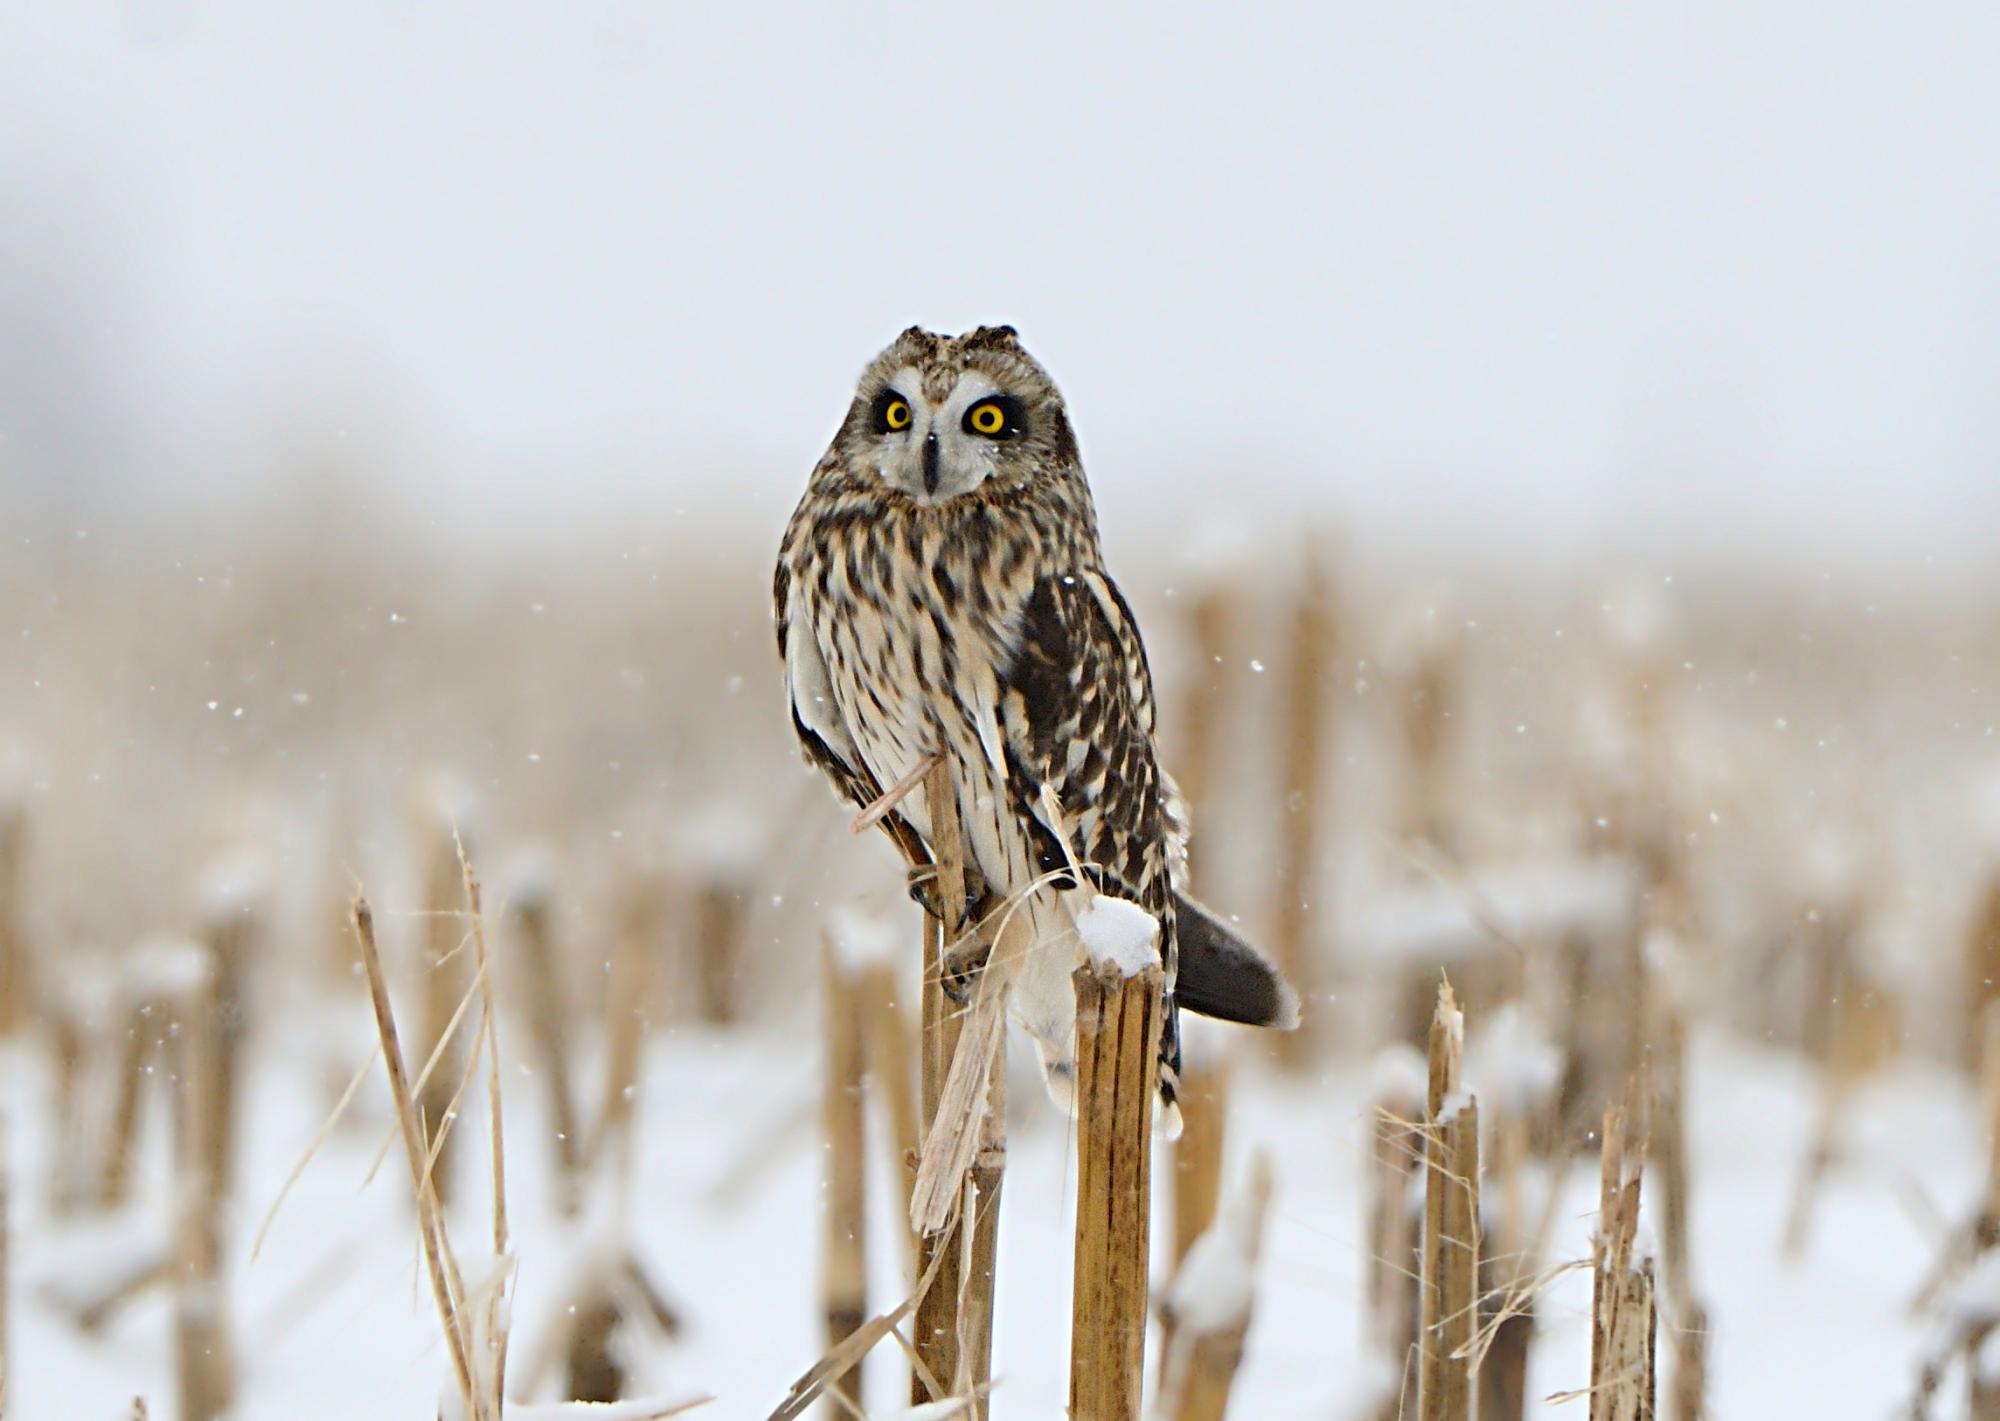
1, 1007, 1965, 1419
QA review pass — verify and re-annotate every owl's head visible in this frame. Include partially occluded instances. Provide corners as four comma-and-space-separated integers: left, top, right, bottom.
833, 326, 1080, 504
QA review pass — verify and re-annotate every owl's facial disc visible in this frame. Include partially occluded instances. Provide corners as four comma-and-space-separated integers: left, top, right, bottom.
866, 368, 1028, 504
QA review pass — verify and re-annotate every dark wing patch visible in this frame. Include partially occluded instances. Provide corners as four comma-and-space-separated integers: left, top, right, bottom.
999, 568, 1182, 1104
1000, 573, 1166, 913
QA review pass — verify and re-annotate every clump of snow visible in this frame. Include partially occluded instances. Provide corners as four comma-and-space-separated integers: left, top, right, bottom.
121, 934, 213, 1004
1799, 825, 1860, 904
1436, 1085, 1476, 1121
1074, 894, 1161, 977
1441, 1000, 1464, 1042
1178, 514, 1261, 587
1640, 925, 1692, 1008
1574, 676, 1642, 777
1598, 572, 1676, 657
878, 1403, 976, 1421
673, 797, 767, 884
506, 840, 561, 908
826, 903, 898, 972
197, 844, 270, 922
35, 1208, 170, 1317
1164, 1175, 1264, 1335
1868, 909, 1940, 1008
416, 767, 481, 837
42, 954, 120, 1029
1366, 1041, 1429, 1109
1466, 1002, 1562, 1119
1380, 589, 1460, 677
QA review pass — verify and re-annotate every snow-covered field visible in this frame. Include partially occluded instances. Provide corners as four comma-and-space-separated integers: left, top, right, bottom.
0, 520, 1991, 1419
1, 1005, 1965, 1418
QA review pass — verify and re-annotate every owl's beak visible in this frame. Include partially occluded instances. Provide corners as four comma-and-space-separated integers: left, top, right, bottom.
921, 433, 941, 495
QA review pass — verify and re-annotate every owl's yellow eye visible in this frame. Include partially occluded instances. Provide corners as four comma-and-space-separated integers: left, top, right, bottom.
962, 396, 1023, 439
884, 399, 913, 431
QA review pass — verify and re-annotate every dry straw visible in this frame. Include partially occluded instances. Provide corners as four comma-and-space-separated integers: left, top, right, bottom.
1589, 1101, 1656, 1421
775, 754, 1014, 1415
1649, 1001, 1707, 1421
1167, 577, 1239, 1274
1965, 866, 2000, 1069
1914, 1000, 2000, 1311
1, 1114, 10, 1419
350, 894, 481, 1415
0, 803, 24, 1035
1364, 1050, 1425, 1407
196, 870, 257, 1203
1419, 977, 1480, 1421
512, 881, 583, 1216
857, 952, 919, 1280
460, 855, 513, 1410
910, 758, 976, 1403
589, 870, 661, 1180
956, 1054, 1006, 1417
1157, 1153, 1273, 1421
906, 759, 1018, 1414
172, 948, 233, 1421
1171, 1050, 1233, 1273
690, 876, 746, 1027
1068, 900, 1164, 1421
1271, 550, 1335, 1068
1781, 947, 1896, 1261
819, 934, 870, 1415
415, 810, 473, 1210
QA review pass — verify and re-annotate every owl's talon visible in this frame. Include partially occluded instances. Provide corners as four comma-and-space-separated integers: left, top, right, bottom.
939, 932, 993, 1005
905, 864, 989, 925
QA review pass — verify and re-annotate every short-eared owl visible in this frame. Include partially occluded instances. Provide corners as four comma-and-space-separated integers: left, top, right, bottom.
775, 325, 1297, 1111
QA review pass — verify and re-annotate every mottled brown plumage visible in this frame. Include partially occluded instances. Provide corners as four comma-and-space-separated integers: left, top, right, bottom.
775, 326, 1295, 1111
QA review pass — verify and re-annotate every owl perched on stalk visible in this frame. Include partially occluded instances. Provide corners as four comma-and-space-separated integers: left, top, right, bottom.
774, 326, 1297, 1115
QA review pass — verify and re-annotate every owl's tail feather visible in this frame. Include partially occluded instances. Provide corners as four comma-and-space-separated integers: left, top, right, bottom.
1173, 892, 1302, 1031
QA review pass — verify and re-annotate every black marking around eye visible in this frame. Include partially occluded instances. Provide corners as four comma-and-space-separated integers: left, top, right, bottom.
962, 394, 1026, 440
870, 388, 910, 433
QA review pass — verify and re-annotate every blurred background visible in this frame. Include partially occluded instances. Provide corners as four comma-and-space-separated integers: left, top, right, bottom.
3, 4, 1999, 1419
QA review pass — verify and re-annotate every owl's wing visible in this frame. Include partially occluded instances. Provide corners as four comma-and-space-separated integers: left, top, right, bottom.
998, 567, 1171, 917
999, 567, 1300, 1033
773, 555, 925, 865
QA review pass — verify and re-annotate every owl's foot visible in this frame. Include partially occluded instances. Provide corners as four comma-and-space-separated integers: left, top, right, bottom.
907, 866, 994, 1003
937, 928, 995, 1005
904, 864, 989, 928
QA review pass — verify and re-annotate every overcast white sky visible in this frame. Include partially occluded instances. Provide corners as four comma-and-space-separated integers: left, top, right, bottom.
3, 2, 1997, 563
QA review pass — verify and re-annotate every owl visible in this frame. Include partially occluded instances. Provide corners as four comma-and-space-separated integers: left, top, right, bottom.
774, 325, 1297, 1114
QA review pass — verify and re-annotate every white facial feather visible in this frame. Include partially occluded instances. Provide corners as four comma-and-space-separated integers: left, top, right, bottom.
867, 368, 1011, 503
